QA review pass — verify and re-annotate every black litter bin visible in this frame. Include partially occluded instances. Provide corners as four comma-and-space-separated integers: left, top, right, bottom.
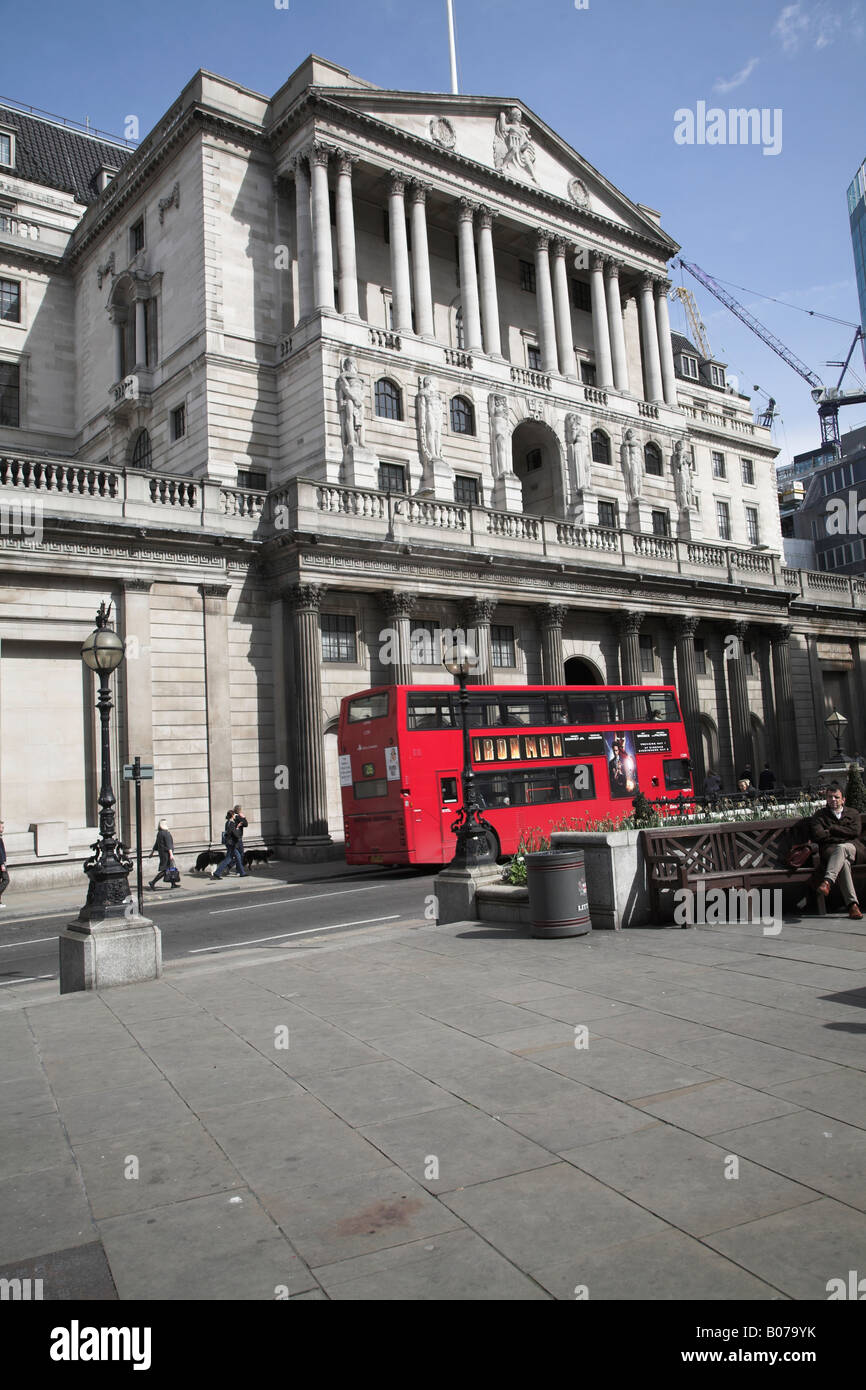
525, 849, 592, 939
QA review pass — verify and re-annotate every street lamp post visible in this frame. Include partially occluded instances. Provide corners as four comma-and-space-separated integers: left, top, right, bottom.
443, 640, 496, 869
79, 601, 132, 922
825, 708, 849, 765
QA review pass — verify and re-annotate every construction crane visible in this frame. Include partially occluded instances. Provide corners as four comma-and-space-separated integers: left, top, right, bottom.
670, 285, 712, 359
676, 258, 866, 453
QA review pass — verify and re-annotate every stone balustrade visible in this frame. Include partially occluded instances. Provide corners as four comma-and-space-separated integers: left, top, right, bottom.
369, 328, 402, 351
510, 366, 552, 391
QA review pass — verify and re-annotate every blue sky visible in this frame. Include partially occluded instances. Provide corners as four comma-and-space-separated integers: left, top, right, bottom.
3, 0, 863, 461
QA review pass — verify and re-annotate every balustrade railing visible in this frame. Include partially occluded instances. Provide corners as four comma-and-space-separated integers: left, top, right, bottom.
555, 522, 620, 552
0, 456, 120, 497
369, 329, 402, 351
486, 510, 540, 542
510, 366, 552, 391
149, 477, 198, 508
632, 533, 676, 561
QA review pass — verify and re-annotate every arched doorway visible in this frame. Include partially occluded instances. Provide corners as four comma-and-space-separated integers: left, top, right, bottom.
512, 420, 565, 517
564, 656, 603, 686
700, 714, 720, 781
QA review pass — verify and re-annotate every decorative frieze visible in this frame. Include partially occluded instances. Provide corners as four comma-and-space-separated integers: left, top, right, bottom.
157, 181, 180, 226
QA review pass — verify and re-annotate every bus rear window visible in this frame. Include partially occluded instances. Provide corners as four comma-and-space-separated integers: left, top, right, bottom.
353, 778, 389, 799
348, 693, 389, 723
663, 758, 692, 789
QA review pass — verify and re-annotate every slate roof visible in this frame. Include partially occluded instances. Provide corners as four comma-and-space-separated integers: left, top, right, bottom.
671, 331, 700, 360
0, 105, 132, 204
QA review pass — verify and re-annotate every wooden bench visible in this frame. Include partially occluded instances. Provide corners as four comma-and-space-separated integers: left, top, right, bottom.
639, 817, 865, 924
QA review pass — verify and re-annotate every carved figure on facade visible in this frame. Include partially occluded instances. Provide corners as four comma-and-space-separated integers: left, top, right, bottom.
336, 357, 366, 453
489, 395, 513, 478
493, 108, 537, 183
416, 376, 443, 465
672, 438, 697, 513
621, 428, 641, 501
565, 413, 592, 494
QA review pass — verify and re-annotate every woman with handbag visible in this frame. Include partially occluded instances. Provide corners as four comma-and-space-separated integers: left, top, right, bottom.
148, 820, 180, 890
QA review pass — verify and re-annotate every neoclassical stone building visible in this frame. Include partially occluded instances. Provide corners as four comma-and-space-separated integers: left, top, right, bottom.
2, 56, 865, 879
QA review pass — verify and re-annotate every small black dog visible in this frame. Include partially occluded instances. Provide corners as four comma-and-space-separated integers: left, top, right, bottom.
244, 848, 271, 869
194, 849, 223, 873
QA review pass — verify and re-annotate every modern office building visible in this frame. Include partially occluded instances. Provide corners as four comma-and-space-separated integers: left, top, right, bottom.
848, 157, 866, 333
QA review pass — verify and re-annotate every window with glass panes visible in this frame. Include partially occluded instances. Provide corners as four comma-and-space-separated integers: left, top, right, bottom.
130, 218, 145, 255
716, 500, 731, 540
651, 509, 670, 537
712, 452, 726, 479
745, 506, 760, 545
645, 443, 663, 475
0, 279, 20, 322
454, 475, 479, 506
639, 634, 655, 673
410, 620, 440, 665
378, 462, 406, 493
0, 361, 20, 426
527, 343, 542, 370
591, 429, 611, 464
0, 134, 11, 166
491, 625, 516, 668
519, 260, 536, 293
571, 279, 591, 312
598, 500, 618, 530
741, 458, 755, 485
680, 355, 698, 379
450, 396, 475, 434
375, 379, 402, 420
321, 614, 357, 663
171, 404, 186, 441
695, 638, 707, 674
580, 360, 596, 385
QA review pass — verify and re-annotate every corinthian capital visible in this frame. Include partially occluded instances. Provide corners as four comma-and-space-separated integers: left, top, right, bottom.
389, 170, 408, 195
616, 610, 644, 636
590, 250, 606, 272
309, 142, 332, 167
382, 591, 418, 620
535, 228, 551, 252
289, 584, 324, 614
334, 149, 358, 176
669, 613, 700, 640
478, 205, 496, 230
458, 197, 477, 222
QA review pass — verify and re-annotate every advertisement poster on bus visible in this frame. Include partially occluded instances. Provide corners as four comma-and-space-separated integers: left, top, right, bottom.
606, 731, 639, 798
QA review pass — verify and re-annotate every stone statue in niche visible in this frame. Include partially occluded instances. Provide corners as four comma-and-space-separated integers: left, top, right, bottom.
416, 376, 443, 465
672, 438, 696, 513
565, 414, 592, 494
336, 356, 366, 454
493, 108, 537, 183
489, 394, 513, 478
621, 428, 642, 501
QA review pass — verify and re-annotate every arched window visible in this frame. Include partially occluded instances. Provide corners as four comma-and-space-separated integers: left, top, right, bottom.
375, 378, 403, 421
645, 442, 663, 476
591, 429, 611, 465
131, 428, 152, 470
450, 396, 475, 435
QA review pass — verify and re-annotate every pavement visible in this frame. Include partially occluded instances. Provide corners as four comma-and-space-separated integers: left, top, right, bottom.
0, 898, 865, 1302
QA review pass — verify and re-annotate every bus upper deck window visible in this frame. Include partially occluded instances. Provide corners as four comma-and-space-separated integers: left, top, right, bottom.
348, 692, 390, 722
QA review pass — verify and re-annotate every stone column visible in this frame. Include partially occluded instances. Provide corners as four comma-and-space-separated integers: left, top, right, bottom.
461, 598, 496, 682
309, 143, 335, 312
120, 581, 154, 844
605, 260, 629, 392
289, 584, 332, 845
551, 239, 576, 379
134, 298, 147, 367
617, 610, 644, 685
271, 596, 293, 852
113, 316, 124, 381
334, 150, 360, 318
639, 273, 664, 403
670, 614, 705, 791
655, 278, 678, 407
200, 584, 235, 844
293, 154, 314, 321
727, 620, 753, 777
457, 200, 483, 351
382, 592, 417, 686
538, 604, 567, 685
389, 172, 413, 333
589, 252, 614, 389
477, 207, 502, 358
534, 230, 559, 374
409, 183, 435, 339
770, 625, 800, 786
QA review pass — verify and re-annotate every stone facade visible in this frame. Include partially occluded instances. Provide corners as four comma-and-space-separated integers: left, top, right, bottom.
2, 57, 866, 880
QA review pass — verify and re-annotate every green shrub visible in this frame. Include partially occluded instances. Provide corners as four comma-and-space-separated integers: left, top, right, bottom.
503, 828, 550, 885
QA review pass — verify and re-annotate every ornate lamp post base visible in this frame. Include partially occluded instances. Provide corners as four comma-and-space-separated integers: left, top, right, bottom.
59, 914, 162, 995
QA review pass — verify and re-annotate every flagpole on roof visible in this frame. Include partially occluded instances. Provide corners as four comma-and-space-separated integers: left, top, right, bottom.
446, 0, 459, 94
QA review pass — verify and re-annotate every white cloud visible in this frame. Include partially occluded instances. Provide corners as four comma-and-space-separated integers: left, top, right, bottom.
714, 57, 759, 93
772, 1, 861, 54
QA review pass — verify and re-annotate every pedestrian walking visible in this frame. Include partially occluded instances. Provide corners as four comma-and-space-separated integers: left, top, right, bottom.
210, 806, 249, 881
0, 818, 9, 910
737, 778, 759, 801
758, 763, 777, 791
810, 784, 864, 919
148, 820, 180, 890
704, 769, 722, 799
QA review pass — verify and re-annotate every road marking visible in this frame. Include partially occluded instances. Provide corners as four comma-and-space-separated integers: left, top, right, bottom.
189, 915, 401, 953
0, 974, 54, 987
208, 885, 382, 916
0, 935, 58, 948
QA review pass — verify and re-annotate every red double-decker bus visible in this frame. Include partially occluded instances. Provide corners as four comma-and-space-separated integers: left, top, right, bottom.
338, 683, 693, 866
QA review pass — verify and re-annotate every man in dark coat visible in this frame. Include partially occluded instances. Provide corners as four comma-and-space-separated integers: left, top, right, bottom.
810, 784, 865, 919
211, 807, 249, 880
0, 818, 8, 909
148, 821, 179, 890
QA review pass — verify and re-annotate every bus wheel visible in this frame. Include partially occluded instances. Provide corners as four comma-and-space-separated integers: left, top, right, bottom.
484, 829, 500, 862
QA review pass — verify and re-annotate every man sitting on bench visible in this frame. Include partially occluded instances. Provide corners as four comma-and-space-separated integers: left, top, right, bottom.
810, 784, 864, 920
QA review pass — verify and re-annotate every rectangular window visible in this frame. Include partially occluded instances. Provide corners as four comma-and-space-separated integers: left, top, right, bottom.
407, 692, 456, 729
527, 344, 542, 370
663, 758, 693, 790
651, 509, 670, 537
579, 360, 596, 386
695, 638, 707, 675
712, 452, 726, 479
716, 500, 731, 540
598, 500, 618, 530
170, 404, 186, 441
0, 132, 13, 167
409, 621, 441, 666
130, 218, 145, 255
378, 462, 406, 493
347, 692, 389, 722
237, 468, 267, 490
0, 278, 21, 323
639, 634, 655, 674
709, 365, 725, 387
744, 643, 755, 677
321, 614, 357, 663
741, 458, 755, 485
491, 624, 516, 668
353, 778, 388, 800
571, 279, 591, 312
454, 475, 479, 506
0, 361, 20, 427
745, 506, 760, 545
680, 355, 698, 379
519, 259, 536, 293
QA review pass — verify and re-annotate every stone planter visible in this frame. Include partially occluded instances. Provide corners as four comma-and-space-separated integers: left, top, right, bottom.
475, 882, 531, 925
550, 829, 648, 931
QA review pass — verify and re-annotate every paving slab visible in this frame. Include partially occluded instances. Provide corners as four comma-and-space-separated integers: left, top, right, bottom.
529, 1033, 718, 1101
712, 1110, 866, 1212
0, 1112, 76, 1183
358, 1103, 557, 1192
653, 1032, 843, 1089
73, 1119, 245, 1219
0, 1073, 58, 1121
497, 1082, 661, 1151
0, 1240, 118, 1300
300, 1060, 456, 1128
56, 1080, 196, 1146
705, 1196, 866, 1300
632, 1077, 803, 1137
38, 1047, 167, 1099
768, 1067, 866, 1129
315, 1227, 550, 1300
0, 1163, 98, 1264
